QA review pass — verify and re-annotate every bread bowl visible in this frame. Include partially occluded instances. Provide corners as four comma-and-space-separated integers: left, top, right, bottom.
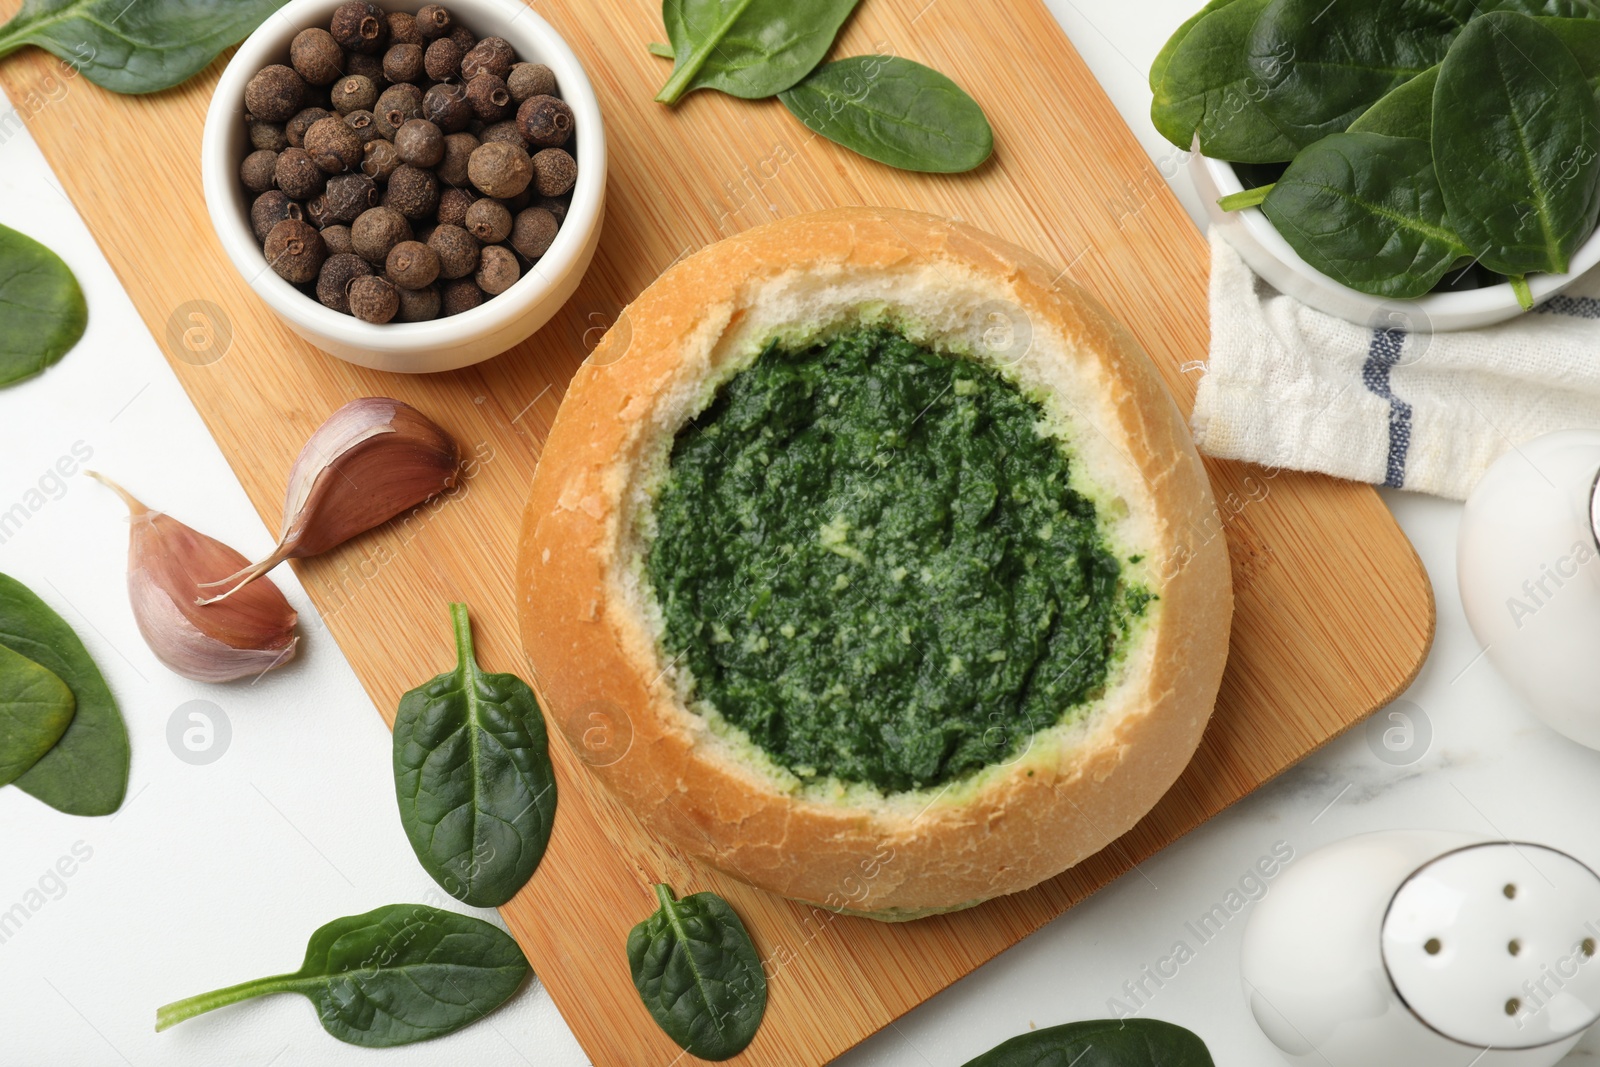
518, 207, 1232, 919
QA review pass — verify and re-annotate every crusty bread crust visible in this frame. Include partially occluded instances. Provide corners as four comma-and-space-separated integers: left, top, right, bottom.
518, 208, 1232, 919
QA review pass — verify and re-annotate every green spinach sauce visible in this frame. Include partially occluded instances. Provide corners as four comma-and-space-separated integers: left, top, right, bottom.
646, 325, 1149, 794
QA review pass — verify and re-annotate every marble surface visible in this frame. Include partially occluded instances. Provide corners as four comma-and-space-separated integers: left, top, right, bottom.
4, 2, 1595, 1064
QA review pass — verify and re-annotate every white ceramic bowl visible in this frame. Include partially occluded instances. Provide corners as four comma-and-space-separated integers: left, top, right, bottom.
202, 0, 605, 373
1192, 149, 1600, 332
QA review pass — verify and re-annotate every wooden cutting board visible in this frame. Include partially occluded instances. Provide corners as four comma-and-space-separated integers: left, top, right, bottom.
0, 0, 1435, 1062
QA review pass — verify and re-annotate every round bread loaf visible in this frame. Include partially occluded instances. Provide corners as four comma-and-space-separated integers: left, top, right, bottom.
518, 207, 1232, 919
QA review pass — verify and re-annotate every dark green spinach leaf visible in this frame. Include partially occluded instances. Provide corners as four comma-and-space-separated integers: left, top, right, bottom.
0, 573, 127, 815
779, 56, 992, 173
1150, 0, 1240, 91
627, 884, 766, 1061
1433, 11, 1600, 276
0, 0, 288, 95
1489, 0, 1600, 15
0, 224, 85, 387
156, 904, 530, 1046
1151, 0, 1303, 162
394, 604, 557, 909
655, 0, 860, 104
1261, 131, 1469, 298
960, 1019, 1216, 1066
1349, 65, 1438, 139
0, 642, 74, 788
1540, 16, 1600, 86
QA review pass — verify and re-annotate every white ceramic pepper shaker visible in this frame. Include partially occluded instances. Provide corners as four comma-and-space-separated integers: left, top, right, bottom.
1458, 430, 1600, 749
1240, 831, 1600, 1066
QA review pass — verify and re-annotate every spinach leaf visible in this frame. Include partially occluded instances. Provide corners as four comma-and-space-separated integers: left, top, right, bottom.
1540, 16, 1600, 87
0, 224, 85, 387
1349, 65, 1438, 140
1488, 0, 1600, 15
1246, 0, 1465, 151
0, 0, 287, 95
1261, 132, 1469, 298
0, 643, 74, 788
394, 604, 557, 908
1150, 0, 1303, 162
627, 884, 766, 1061
156, 904, 530, 1046
0, 573, 127, 816
778, 56, 992, 173
655, 0, 860, 104
960, 1018, 1216, 1066
1433, 11, 1600, 277
1150, 0, 1240, 91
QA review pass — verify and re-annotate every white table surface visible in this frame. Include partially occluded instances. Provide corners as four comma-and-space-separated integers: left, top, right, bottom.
4, 3, 1596, 1065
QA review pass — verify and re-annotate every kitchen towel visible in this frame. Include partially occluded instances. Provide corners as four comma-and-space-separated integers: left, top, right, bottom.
1192, 230, 1600, 500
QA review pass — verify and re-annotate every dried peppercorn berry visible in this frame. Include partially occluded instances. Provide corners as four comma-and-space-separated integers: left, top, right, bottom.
290, 28, 345, 85
330, 74, 378, 115
506, 62, 555, 103
423, 82, 472, 133
465, 74, 513, 122
386, 10, 422, 45
344, 109, 381, 144
348, 275, 400, 323
248, 121, 289, 152
423, 36, 463, 82
396, 283, 442, 321
386, 240, 441, 289
285, 106, 329, 148
275, 147, 326, 199
331, 1, 387, 54
264, 219, 327, 284
479, 121, 525, 148
385, 164, 439, 219
464, 198, 511, 243
437, 132, 478, 186
448, 24, 475, 54
245, 64, 304, 123
322, 224, 355, 256
437, 187, 476, 227
306, 194, 334, 229
345, 51, 384, 82
239, 149, 278, 194
468, 141, 531, 198
441, 278, 485, 316
531, 147, 576, 197
536, 195, 570, 224
251, 190, 301, 243
475, 244, 520, 295
351, 205, 412, 263
383, 42, 424, 83
375, 83, 423, 139
362, 138, 401, 183
516, 95, 572, 148
461, 36, 513, 80
428, 224, 479, 279
510, 206, 558, 259
316, 253, 373, 312
325, 173, 380, 222
394, 119, 444, 168
416, 3, 452, 40
304, 115, 363, 173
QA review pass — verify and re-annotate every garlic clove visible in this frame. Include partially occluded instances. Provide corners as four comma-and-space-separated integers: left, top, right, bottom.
90, 473, 298, 684
199, 398, 459, 603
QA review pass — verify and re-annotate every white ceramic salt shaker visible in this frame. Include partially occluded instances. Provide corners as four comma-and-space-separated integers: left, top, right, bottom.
1458, 430, 1600, 749
1240, 831, 1600, 1066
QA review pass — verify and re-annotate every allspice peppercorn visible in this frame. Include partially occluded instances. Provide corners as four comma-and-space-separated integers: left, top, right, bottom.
286, 106, 330, 147
348, 275, 400, 323
394, 119, 445, 168
467, 141, 531, 198
248, 121, 289, 152
475, 245, 520, 295
240, 149, 278, 194
516, 94, 572, 148
306, 194, 333, 229
352, 205, 413, 263
251, 190, 301, 243
537, 195, 569, 223
330, 74, 378, 115
316, 253, 373, 312
325, 173, 380, 222
464, 198, 511, 243
290, 28, 345, 85
479, 121, 525, 148
423, 36, 463, 82
275, 147, 326, 199
427, 224, 479, 279
245, 64, 305, 123
509, 206, 558, 259
345, 52, 385, 82
423, 82, 472, 133
415, 3, 452, 40
344, 110, 381, 144
264, 219, 327, 284
506, 62, 555, 103
362, 138, 401, 182
383, 42, 424, 83
437, 132, 478, 186
322, 224, 356, 256
461, 36, 514, 80
441, 278, 485, 316
531, 147, 577, 197
386, 240, 441, 289
330, 1, 388, 54
465, 74, 513, 122
375, 83, 423, 139
448, 25, 475, 54
396, 283, 442, 322
437, 187, 476, 227
304, 115, 363, 174
387, 10, 422, 45
385, 164, 440, 219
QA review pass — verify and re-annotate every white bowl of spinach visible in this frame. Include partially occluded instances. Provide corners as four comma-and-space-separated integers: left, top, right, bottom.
1154, 1, 1600, 332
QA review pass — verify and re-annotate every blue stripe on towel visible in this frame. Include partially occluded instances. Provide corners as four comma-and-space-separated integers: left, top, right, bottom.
1362, 327, 1412, 489
1535, 295, 1600, 319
